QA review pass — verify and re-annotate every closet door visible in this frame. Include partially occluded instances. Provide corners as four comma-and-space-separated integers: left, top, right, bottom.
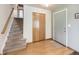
32, 12, 45, 42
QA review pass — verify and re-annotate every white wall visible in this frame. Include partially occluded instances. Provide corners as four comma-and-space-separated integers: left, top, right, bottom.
67, 5, 79, 52
0, 4, 13, 33
24, 5, 51, 43
52, 4, 79, 52
0, 4, 13, 54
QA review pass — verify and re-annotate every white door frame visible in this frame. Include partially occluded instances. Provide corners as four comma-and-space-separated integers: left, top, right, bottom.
53, 8, 68, 47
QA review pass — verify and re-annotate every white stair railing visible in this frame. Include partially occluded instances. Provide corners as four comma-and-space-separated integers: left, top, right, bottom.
0, 8, 14, 54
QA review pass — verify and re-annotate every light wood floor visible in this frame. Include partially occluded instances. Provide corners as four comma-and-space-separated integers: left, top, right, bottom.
6, 40, 74, 55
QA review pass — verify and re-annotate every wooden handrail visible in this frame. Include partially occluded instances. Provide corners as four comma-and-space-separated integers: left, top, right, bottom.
1, 8, 14, 34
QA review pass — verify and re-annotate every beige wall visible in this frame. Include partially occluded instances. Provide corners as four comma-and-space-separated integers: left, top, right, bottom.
0, 4, 13, 33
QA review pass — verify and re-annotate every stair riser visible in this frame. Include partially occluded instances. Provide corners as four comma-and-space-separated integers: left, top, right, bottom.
10, 27, 22, 31
9, 30, 23, 34
8, 34, 22, 38
9, 32, 22, 35
7, 38, 25, 42
4, 44, 26, 53
4, 43, 26, 50
9, 31, 22, 36
6, 40, 26, 47
10, 30, 22, 33
12, 25, 22, 28
8, 35, 22, 39
8, 33, 22, 37
7, 37, 23, 42
12, 23, 22, 27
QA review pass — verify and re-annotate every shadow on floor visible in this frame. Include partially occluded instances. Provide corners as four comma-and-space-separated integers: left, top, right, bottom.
70, 51, 79, 55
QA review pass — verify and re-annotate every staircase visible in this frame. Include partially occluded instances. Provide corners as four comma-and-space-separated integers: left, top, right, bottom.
3, 18, 26, 53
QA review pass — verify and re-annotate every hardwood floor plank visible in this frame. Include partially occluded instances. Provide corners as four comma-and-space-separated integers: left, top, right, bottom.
6, 40, 74, 55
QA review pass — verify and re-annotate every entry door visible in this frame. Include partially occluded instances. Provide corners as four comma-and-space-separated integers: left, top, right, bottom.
32, 12, 45, 42
54, 10, 66, 45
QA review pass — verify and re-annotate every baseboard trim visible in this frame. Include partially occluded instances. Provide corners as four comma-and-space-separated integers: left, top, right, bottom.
46, 38, 53, 40
53, 40, 79, 54
27, 38, 53, 44
53, 40, 66, 47
27, 39, 46, 45
67, 47, 79, 54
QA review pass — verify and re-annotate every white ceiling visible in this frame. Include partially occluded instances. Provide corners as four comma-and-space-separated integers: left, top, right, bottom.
26, 4, 67, 11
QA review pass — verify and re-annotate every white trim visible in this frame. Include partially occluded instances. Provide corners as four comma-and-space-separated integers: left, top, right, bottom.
66, 8, 68, 47
53, 8, 68, 47
53, 13, 55, 40
54, 8, 67, 14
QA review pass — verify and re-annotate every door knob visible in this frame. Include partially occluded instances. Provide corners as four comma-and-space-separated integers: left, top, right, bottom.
64, 28, 66, 29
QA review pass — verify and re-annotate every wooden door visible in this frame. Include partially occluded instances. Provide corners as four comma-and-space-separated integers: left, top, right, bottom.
39, 13, 45, 41
32, 12, 45, 42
